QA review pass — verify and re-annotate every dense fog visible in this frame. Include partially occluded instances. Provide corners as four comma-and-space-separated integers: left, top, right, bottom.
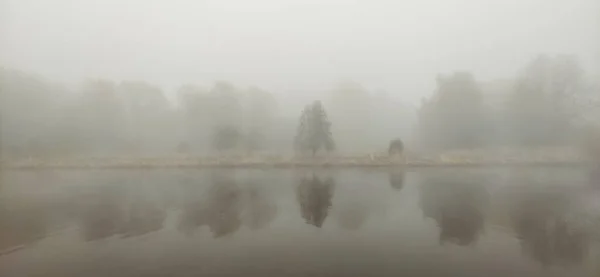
0, 0, 598, 158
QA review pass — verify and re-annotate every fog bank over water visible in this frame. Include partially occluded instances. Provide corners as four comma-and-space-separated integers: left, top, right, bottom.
2, 0, 599, 103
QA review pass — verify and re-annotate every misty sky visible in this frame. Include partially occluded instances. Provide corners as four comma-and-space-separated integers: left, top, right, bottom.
1, 0, 598, 103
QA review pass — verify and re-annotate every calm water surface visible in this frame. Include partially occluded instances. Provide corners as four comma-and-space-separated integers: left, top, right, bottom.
0, 168, 599, 277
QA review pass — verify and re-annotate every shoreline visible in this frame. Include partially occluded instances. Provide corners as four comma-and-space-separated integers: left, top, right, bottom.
0, 156, 594, 170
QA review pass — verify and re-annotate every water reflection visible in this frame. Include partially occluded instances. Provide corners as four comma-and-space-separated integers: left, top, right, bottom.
1, 169, 599, 276
78, 182, 166, 241
335, 201, 369, 230
179, 173, 243, 238
240, 183, 277, 230
419, 173, 489, 246
0, 202, 47, 253
588, 166, 600, 189
178, 172, 277, 237
296, 174, 335, 228
388, 169, 406, 190
79, 185, 126, 241
510, 187, 591, 266
117, 197, 166, 238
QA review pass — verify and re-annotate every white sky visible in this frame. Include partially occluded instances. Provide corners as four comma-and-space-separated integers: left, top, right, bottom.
1, 0, 599, 104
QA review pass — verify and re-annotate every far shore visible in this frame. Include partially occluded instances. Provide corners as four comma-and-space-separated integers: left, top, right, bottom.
0, 160, 592, 170
0, 149, 595, 169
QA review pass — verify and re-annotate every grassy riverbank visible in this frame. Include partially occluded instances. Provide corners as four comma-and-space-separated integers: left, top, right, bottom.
0, 147, 592, 169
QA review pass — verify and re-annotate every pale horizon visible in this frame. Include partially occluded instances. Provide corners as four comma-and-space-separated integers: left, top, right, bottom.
2, 0, 599, 104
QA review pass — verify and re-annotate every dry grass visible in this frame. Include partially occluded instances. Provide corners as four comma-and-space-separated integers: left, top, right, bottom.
0, 147, 592, 169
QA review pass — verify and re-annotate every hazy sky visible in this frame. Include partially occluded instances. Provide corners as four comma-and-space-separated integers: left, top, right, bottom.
1, 0, 598, 103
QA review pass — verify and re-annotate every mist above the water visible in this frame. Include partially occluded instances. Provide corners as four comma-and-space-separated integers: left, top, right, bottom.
0, 0, 599, 157
2, 0, 598, 99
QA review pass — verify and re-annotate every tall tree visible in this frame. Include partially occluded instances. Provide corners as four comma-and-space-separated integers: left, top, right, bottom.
81, 79, 127, 153
118, 81, 171, 153
417, 72, 486, 150
0, 68, 70, 157
211, 125, 242, 153
508, 55, 585, 145
294, 101, 335, 156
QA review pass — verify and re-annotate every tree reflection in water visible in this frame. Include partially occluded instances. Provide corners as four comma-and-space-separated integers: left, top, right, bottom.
79, 184, 166, 241
79, 185, 125, 241
296, 174, 335, 228
388, 169, 406, 191
179, 172, 278, 238
117, 197, 166, 238
510, 188, 591, 266
241, 183, 277, 230
179, 173, 243, 238
419, 173, 488, 246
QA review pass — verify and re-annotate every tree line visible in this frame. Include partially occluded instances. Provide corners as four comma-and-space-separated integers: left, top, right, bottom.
0, 72, 412, 158
417, 54, 598, 151
0, 54, 597, 158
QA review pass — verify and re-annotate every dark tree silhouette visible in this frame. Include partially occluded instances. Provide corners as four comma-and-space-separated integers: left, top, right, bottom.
296, 175, 335, 228
388, 138, 404, 156
294, 101, 335, 156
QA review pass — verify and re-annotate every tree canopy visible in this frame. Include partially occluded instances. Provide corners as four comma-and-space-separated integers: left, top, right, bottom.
0, 53, 595, 158
417, 72, 486, 150
294, 101, 335, 156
